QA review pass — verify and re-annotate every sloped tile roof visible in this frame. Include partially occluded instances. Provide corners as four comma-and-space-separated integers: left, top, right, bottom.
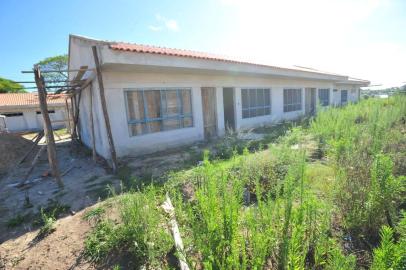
110, 42, 251, 65
0, 93, 66, 108
109, 42, 347, 77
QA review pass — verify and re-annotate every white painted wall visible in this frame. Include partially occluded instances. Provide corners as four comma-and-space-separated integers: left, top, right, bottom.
88, 70, 343, 157
332, 84, 361, 105
68, 35, 364, 159
0, 106, 66, 132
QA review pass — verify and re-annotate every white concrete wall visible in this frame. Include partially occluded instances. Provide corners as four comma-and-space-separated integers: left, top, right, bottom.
0, 106, 66, 132
94, 70, 340, 157
332, 84, 361, 105
68, 35, 363, 159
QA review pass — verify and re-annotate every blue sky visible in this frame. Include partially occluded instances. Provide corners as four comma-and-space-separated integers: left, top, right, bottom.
1, 0, 405, 88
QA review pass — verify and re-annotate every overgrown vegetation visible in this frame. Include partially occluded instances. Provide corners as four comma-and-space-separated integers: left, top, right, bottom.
85, 96, 406, 269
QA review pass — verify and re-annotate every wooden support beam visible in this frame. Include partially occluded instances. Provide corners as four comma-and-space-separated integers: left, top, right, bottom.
89, 83, 97, 162
65, 99, 72, 134
20, 145, 46, 186
74, 91, 82, 141
22, 68, 94, 74
92, 46, 118, 172
19, 131, 44, 165
34, 65, 64, 189
71, 65, 88, 83
71, 95, 78, 139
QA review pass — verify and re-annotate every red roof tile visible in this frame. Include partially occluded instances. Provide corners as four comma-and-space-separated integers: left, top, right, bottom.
0, 93, 66, 108
109, 42, 267, 66
108, 42, 348, 77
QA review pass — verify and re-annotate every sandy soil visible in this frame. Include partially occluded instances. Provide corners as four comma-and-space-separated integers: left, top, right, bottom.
0, 137, 120, 244
0, 134, 38, 176
0, 129, 270, 269
0, 206, 95, 270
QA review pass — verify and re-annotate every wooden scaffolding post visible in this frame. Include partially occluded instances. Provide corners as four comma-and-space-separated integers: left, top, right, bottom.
89, 83, 97, 162
92, 46, 118, 172
74, 91, 82, 141
65, 99, 72, 134
34, 65, 64, 189
71, 95, 78, 139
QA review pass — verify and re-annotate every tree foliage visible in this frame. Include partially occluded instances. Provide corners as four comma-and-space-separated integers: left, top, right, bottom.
0, 77, 26, 93
37, 54, 68, 84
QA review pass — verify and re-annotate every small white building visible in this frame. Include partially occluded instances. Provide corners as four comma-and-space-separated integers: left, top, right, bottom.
0, 93, 68, 132
68, 34, 369, 159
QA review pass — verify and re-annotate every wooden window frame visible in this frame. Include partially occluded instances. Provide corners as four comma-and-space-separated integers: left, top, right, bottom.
124, 88, 193, 136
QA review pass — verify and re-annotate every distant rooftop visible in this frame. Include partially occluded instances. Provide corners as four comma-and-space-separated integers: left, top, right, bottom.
0, 93, 66, 109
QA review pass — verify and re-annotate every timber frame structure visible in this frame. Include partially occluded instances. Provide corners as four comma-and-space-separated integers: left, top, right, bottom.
16, 46, 119, 190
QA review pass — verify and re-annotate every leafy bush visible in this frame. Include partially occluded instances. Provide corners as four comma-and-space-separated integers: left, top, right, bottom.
370, 225, 405, 270
84, 187, 173, 268
37, 208, 56, 238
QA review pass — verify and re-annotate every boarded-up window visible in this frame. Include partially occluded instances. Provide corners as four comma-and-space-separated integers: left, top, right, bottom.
341, 90, 348, 104
241, 88, 271, 119
318, 89, 330, 106
126, 89, 193, 136
283, 88, 302, 112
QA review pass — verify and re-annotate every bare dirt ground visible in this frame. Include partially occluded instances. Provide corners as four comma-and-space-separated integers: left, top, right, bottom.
0, 134, 120, 244
0, 207, 95, 270
0, 129, 269, 269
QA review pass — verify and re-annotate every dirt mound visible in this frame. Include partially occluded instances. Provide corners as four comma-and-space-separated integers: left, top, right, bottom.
0, 206, 95, 270
0, 133, 36, 175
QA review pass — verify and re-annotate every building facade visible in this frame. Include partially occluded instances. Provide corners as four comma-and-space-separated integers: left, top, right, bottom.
69, 35, 369, 158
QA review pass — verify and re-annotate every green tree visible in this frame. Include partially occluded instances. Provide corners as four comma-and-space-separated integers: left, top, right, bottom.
0, 77, 26, 93
37, 55, 68, 84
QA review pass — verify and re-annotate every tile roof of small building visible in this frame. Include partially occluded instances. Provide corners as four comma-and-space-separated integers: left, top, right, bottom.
0, 93, 66, 108
108, 42, 344, 77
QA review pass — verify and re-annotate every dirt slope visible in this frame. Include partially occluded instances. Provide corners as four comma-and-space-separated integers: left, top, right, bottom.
0, 207, 95, 270
0, 134, 37, 175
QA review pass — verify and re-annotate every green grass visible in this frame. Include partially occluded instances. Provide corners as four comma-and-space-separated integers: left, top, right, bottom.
83, 95, 406, 269
36, 208, 56, 239
83, 207, 105, 223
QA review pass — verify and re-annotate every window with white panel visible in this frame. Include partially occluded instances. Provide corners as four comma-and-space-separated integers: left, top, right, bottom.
241, 88, 271, 119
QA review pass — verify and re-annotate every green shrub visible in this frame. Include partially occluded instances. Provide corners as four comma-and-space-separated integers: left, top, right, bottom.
84, 187, 173, 268
37, 208, 56, 238
84, 220, 119, 262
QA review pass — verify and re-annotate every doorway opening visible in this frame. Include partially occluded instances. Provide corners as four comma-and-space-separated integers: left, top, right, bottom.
222, 87, 235, 130
201, 87, 217, 139
305, 88, 316, 115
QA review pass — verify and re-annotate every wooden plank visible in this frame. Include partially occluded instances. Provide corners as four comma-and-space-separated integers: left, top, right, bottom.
34, 65, 64, 189
65, 99, 72, 134
69, 96, 76, 137
18, 131, 44, 164
71, 65, 88, 83
71, 95, 78, 139
22, 68, 95, 74
162, 194, 190, 270
76, 91, 82, 141
201, 87, 217, 138
18, 145, 46, 188
92, 46, 118, 172
89, 83, 97, 162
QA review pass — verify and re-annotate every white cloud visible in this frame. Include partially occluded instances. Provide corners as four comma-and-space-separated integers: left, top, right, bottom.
148, 25, 162, 32
149, 14, 179, 32
164, 19, 179, 32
